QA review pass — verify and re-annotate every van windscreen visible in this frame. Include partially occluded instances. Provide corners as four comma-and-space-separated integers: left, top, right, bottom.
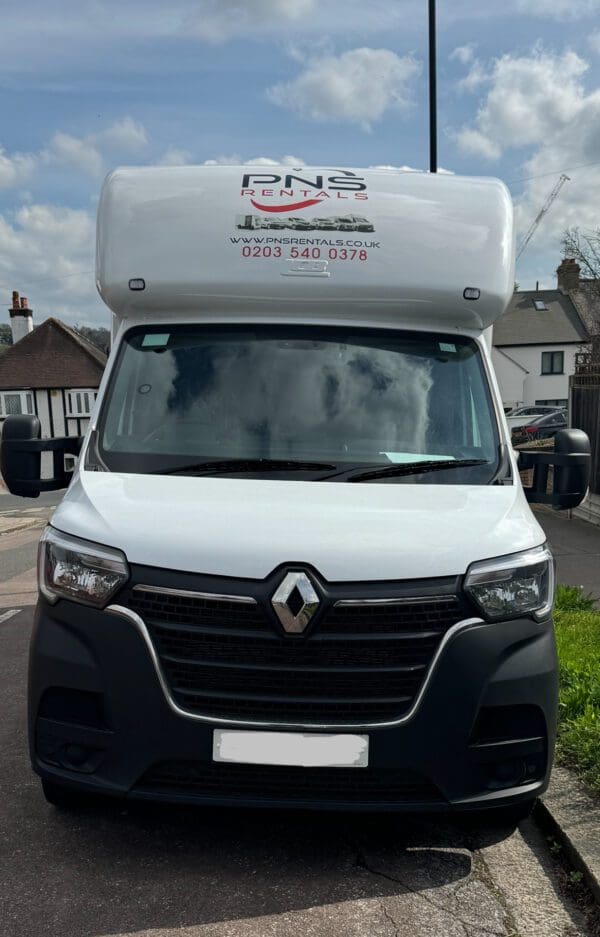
96, 324, 501, 484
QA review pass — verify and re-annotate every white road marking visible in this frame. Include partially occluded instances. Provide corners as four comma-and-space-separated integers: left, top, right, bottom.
0, 608, 20, 624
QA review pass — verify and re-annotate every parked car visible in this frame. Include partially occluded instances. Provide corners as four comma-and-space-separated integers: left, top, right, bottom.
286, 217, 316, 230
314, 216, 344, 230
511, 410, 568, 445
506, 405, 565, 432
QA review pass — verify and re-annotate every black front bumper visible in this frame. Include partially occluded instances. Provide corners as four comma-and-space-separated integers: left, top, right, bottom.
29, 597, 558, 812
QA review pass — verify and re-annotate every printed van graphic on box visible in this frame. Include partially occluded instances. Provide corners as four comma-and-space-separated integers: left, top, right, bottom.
231, 169, 380, 263
235, 214, 375, 233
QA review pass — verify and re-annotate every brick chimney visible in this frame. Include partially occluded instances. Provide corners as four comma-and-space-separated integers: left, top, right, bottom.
9, 290, 34, 344
556, 258, 581, 292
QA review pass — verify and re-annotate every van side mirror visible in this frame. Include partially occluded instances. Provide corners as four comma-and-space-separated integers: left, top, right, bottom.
0, 415, 83, 498
519, 428, 591, 510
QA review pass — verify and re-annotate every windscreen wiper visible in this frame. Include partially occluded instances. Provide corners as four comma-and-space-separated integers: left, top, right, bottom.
152, 458, 337, 477
323, 459, 488, 483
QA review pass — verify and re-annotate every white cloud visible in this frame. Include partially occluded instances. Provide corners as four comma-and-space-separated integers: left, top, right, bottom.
0, 117, 152, 190
157, 147, 194, 166
369, 164, 454, 175
0, 147, 36, 190
450, 44, 476, 65
98, 117, 148, 152
458, 61, 488, 92
267, 47, 421, 131
514, 0, 600, 18
202, 154, 304, 165
450, 43, 488, 92
40, 117, 150, 179
454, 45, 600, 276
0, 203, 103, 325
247, 155, 305, 166
184, 0, 317, 42
456, 128, 501, 160
448, 47, 600, 282
46, 132, 105, 178
456, 48, 588, 159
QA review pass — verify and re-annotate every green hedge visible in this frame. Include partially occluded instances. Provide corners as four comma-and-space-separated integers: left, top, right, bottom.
554, 586, 600, 795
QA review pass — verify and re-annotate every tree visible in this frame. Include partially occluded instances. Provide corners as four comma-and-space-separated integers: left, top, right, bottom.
74, 325, 110, 353
562, 227, 600, 358
562, 228, 600, 300
0, 324, 13, 346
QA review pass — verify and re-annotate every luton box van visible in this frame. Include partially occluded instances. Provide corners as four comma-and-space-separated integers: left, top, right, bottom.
1, 166, 591, 819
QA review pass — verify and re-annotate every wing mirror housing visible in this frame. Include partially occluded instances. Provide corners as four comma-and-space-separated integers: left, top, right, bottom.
519, 428, 591, 510
0, 415, 83, 498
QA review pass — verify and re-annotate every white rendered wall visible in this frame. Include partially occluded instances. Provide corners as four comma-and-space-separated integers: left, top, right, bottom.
492, 344, 578, 407
34, 389, 53, 479
491, 349, 526, 408
10, 314, 33, 344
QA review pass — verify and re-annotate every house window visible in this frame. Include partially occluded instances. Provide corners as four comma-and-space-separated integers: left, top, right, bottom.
67, 389, 97, 417
0, 391, 34, 417
535, 399, 568, 408
541, 351, 564, 375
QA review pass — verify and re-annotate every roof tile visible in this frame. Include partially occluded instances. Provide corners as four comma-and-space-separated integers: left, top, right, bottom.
0, 318, 106, 390
493, 290, 590, 346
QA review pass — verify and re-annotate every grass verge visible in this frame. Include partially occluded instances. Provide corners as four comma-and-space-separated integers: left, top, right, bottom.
554, 585, 600, 796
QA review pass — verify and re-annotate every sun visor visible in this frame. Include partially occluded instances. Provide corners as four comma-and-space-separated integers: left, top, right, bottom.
96, 166, 515, 331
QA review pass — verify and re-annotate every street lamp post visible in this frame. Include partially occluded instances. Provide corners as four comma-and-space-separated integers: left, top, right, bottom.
428, 0, 437, 173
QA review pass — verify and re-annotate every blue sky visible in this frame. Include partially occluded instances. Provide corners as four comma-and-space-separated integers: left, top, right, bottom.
1, 0, 600, 326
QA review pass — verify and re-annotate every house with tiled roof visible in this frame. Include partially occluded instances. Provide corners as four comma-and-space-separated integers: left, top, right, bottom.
556, 257, 600, 337
0, 292, 106, 443
491, 288, 590, 411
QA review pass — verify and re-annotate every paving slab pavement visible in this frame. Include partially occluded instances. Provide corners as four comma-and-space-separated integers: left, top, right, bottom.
540, 767, 600, 906
533, 507, 600, 596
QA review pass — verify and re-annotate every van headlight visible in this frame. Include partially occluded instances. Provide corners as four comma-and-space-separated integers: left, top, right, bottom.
464, 545, 554, 622
38, 526, 129, 607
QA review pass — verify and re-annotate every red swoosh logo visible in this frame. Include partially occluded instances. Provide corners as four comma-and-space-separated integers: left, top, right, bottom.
250, 197, 323, 213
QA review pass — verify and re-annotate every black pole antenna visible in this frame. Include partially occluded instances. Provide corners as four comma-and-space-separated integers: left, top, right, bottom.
428, 0, 438, 173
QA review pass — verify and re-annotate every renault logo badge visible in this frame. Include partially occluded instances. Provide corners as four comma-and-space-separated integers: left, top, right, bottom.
271, 571, 320, 634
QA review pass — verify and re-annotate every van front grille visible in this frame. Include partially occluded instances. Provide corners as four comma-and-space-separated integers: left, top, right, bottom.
125, 577, 470, 726
135, 760, 445, 806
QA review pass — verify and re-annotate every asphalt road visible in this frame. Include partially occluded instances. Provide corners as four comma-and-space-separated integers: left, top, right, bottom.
0, 496, 595, 936
0, 490, 64, 512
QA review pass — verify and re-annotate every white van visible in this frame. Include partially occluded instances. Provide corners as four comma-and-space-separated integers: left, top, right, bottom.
1, 166, 590, 819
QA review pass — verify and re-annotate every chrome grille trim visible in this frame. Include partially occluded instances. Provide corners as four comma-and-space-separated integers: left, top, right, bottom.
132, 584, 257, 605
334, 595, 457, 607
106, 603, 484, 731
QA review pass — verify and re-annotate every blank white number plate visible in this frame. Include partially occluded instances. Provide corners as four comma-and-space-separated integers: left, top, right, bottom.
213, 730, 369, 768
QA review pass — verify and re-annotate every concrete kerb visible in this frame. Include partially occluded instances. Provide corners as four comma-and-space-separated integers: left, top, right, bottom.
536, 765, 600, 905
0, 517, 42, 536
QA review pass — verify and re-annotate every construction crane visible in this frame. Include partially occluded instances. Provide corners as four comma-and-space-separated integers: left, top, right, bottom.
516, 173, 570, 260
